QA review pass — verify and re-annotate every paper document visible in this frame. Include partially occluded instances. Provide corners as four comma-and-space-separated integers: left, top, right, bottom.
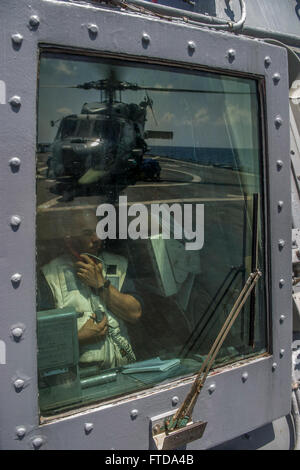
122, 357, 180, 374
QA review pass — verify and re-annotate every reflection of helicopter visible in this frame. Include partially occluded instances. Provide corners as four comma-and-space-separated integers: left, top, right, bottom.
46, 70, 174, 201
45, 70, 238, 202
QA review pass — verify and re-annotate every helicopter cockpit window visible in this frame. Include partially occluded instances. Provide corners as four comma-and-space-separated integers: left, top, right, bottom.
77, 118, 93, 138
36, 52, 267, 418
93, 119, 122, 140
58, 118, 78, 139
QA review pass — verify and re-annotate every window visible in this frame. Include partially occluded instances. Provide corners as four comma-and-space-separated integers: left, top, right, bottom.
36, 52, 267, 417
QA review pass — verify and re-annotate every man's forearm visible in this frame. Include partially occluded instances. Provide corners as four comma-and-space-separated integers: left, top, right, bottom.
100, 285, 142, 323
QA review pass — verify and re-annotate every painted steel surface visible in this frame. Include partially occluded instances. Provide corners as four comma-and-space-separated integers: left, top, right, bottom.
0, 0, 293, 449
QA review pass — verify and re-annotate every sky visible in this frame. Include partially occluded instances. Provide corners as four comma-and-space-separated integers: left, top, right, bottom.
37, 53, 259, 149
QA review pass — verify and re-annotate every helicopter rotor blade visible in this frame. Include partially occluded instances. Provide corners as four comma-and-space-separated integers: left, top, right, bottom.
40, 85, 80, 88
41, 78, 253, 95
136, 86, 253, 94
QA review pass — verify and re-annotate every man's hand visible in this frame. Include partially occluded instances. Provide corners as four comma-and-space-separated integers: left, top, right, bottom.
78, 314, 108, 345
76, 254, 105, 289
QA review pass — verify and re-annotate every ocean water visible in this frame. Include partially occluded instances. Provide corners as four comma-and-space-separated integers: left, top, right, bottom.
148, 146, 258, 173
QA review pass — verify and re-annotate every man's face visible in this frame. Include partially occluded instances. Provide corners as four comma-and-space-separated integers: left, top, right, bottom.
65, 211, 103, 256
77, 228, 103, 255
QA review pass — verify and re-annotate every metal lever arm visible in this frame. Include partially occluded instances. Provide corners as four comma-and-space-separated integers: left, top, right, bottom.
167, 268, 262, 432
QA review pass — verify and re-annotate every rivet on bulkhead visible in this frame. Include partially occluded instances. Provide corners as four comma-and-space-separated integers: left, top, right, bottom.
172, 396, 179, 406
130, 409, 138, 419
188, 41, 196, 54
9, 95, 21, 108
142, 33, 150, 47
273, 73, 281, 84
242, 372, 248, 382
29, 15, 40, 29
272, 362, 277, 371
278, 239, 285, 250
11, 326, 24, 341
208, 383, 216, 393
227, 49, 236, 62
278, 200, 284, 211
84, 422, 94, 434
9, 157, 21, 170
280, 349, 285, 357
275, 115, 283, 128
279, 278, 285, 288
11, 273, 22, 285
16, 426, 26, 439
264, 56, 272, 68
10, 215, 21, 229
32, 437, 43, 449
14, 378, 25, 391
87, 23, 98, 37
276, 160, 283, 170
279, 314, 286, 323
11, 33, 23, 46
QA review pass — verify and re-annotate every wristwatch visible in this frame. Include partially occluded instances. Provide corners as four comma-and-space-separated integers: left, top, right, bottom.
99, 279, 111, 290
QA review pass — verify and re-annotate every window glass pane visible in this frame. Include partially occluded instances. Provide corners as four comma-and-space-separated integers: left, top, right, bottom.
37, 53, 267, 417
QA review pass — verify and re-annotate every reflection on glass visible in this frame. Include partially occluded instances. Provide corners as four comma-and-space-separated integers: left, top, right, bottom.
36, 53, 267, 417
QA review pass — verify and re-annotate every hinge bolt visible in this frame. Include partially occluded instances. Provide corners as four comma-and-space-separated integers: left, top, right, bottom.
153, 424, 161, 435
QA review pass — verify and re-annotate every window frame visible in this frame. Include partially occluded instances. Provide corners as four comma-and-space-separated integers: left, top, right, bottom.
0, 0, 291, 450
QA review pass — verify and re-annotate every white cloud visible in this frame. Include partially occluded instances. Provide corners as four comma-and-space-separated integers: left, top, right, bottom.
194, 108, 210, 124
182, 107, 209, 126
159, 111, 175, 125
55, 61, 76, 76
215, 104, 252, 126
